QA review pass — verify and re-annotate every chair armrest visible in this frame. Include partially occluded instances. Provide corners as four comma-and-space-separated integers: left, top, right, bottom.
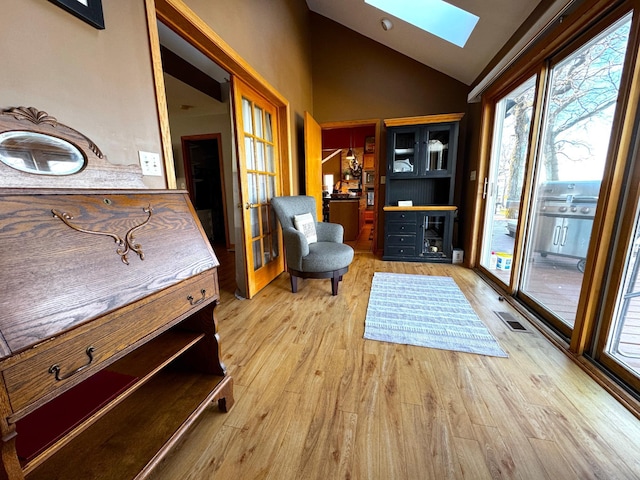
281, 227, 308, 270
316, 222, 344, 243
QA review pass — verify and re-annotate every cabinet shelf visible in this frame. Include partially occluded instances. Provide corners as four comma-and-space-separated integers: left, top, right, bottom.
21, 329, 229, 479
394, 148, 414, 154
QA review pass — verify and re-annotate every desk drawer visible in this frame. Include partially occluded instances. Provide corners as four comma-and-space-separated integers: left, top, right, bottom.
386, 211, 416, 223
385, 245, 416, 257
387, 222, 416, 234
3, 270, 218, 415
386, 234, 416, 246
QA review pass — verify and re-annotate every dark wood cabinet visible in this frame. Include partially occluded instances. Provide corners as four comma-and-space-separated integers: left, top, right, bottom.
383, 114, 463, 262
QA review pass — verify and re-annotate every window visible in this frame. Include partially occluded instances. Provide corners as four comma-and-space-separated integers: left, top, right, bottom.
365, 0, 478, 47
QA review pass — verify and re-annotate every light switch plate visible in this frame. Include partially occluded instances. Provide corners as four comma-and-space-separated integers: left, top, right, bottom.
139, 151, 162, 176
470, 170, 477, 181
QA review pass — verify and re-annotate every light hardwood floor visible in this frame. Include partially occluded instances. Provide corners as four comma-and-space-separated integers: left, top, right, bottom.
149, 245, 640, 480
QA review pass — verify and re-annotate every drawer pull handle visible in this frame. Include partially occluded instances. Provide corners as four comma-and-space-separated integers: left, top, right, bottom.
187, 289, 206, 306
48, 346, 96, 382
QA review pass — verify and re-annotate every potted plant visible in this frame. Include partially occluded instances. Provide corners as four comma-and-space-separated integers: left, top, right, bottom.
343, 169, 351, 181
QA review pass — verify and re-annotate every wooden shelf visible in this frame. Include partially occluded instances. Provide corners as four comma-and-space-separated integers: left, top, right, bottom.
26, 369, 228, 479
384, 113, 464, 128
383, 205, 457, 211
21, 329, 213, 477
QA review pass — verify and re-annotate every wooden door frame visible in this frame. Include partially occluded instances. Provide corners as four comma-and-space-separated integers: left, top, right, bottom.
320, 119, 382, 254
181, 133, 231, 249
144, 0, 293, 195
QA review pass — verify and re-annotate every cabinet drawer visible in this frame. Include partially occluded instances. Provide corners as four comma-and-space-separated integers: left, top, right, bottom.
386, 234, 416, 246
3, 270, 218, 415
385, 245, 416, 257
387, 222, 416, 234
386, 211, 417, 223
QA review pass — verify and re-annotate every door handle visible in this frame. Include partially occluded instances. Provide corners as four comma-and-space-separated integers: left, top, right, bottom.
560, 226, 569, 246
482, 178, 489, 199
553, 225, 561, 245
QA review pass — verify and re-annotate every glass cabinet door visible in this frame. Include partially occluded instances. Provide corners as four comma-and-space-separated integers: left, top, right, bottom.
389, 128, 419, 175
425, 127, 451, 174
420, 212, 452, 260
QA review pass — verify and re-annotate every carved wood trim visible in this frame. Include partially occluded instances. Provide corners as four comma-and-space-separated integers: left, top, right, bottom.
3, 106, 104, 159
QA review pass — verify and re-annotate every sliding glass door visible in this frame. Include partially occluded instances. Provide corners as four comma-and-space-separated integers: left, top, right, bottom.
520, 14, 632, 333
602, 206, 640, 382
480, 76, 536, 287
478, 11, 633, 337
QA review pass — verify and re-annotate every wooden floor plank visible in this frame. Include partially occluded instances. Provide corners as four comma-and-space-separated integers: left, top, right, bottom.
453, 436, 494, 480
529, 437, 577, 480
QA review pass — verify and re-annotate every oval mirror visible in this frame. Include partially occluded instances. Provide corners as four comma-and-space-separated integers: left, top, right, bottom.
0, 131, 86, 176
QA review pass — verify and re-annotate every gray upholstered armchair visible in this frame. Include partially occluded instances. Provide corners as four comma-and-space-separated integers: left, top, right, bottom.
271, 195, 354, 295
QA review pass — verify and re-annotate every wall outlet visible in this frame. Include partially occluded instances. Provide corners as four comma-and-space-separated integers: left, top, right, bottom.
139, 151, 162, 176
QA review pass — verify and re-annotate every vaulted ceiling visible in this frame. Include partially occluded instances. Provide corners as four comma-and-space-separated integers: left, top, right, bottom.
306, 0, 553, 85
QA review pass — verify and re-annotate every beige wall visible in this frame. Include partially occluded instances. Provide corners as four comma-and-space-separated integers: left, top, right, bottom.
1, 0, 164, 188
2, 0, 315, 193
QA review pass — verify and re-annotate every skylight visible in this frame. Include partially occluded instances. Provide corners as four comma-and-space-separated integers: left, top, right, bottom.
365, 0, 479, 48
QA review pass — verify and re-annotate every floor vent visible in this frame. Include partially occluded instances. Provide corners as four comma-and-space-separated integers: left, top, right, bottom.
495, 311, 529, 332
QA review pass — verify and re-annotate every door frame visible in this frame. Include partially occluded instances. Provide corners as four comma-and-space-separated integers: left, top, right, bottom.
181, 133, 231, 249
145, 0, 293, 297
319, 118, 382, 253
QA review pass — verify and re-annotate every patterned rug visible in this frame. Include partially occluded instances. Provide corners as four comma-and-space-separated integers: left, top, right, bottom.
364, 273, 508, 357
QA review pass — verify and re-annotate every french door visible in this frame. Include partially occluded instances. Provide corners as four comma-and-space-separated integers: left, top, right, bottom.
233, 78, 284, 298
479, 12, 633, 337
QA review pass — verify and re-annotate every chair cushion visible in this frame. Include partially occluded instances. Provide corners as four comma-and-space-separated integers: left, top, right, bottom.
293, 213, 317, 244
301, 242, 354, 272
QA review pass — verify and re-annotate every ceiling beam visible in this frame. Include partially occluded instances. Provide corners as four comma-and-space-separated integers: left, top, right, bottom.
160, 45, 222, 102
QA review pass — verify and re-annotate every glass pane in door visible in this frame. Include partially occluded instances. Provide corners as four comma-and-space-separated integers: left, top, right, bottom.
391, 130, 418, 173
480, 76, 537, 285
242, 100, 279, 274
606, 208, 640, 377
426, 129, 450, 172
521, 15, 631, 327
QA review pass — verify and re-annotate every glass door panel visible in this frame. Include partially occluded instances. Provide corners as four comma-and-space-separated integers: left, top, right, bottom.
390, 129, 418, 174
605, 210, 640, 379
521, 15, 632, 328
480, 76, 537, 286
426, 128, 450, 173
422, 214, 445, 259
234, 79, 284, 297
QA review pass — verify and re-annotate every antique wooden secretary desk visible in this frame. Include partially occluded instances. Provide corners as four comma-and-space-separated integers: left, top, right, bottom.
0, 107, 233, 479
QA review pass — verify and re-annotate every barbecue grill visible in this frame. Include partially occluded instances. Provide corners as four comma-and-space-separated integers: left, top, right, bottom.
533, 180, 600, 272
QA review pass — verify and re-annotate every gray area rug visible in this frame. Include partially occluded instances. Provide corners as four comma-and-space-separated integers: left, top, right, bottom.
364, 272, 508, 358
